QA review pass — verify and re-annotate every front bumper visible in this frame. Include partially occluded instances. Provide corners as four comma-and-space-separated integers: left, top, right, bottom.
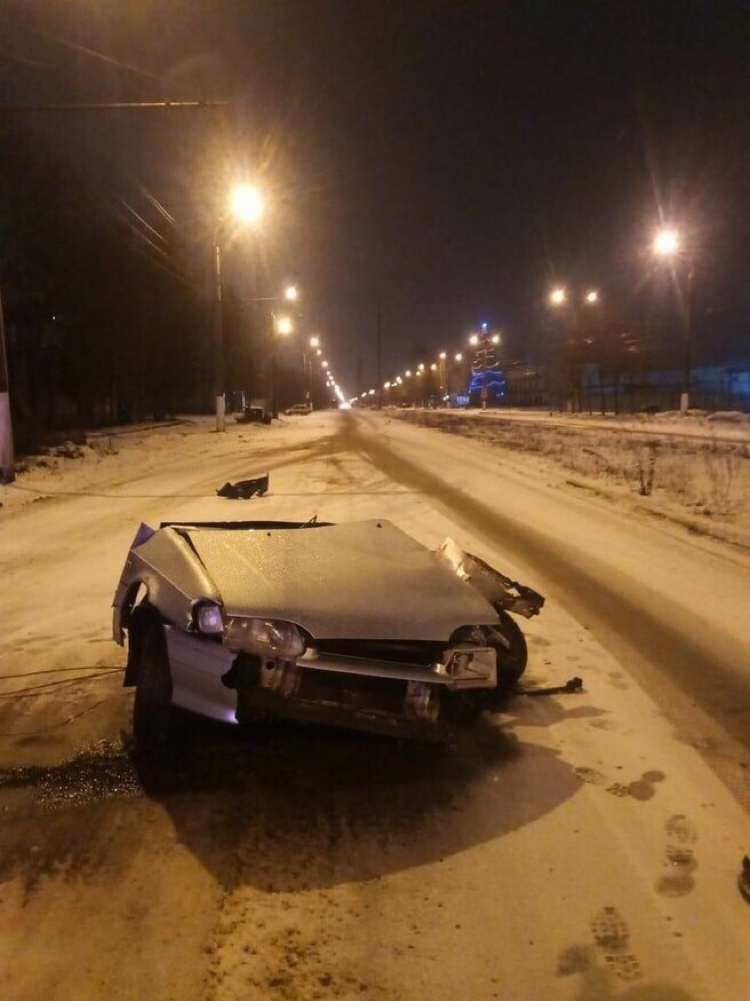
164, 627, 495, 736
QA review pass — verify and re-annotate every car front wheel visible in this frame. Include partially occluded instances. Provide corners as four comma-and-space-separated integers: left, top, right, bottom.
133, 620, 174, 750
493, 609, 528, 688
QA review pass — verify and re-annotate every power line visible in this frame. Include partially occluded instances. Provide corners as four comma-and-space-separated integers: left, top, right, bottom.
0, 100, 229, 112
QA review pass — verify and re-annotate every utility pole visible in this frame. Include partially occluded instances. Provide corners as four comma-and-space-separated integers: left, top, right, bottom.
681, 263, 696, 414
376, 305, 383, 410
212, 232, 225, 431
0, 292, 15, 483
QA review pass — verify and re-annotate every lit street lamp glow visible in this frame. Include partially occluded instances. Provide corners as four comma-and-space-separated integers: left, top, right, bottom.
229, 184, 264, 225
405, 369, 412, 377
322, 360, 329, 369
491, 334, 500, 344
469, 334, 479, 346
284, 284, 299, 302
550, 287, 567, 306
653, 228, 680, 257
368, 389, 375, 395
384, 381, 391, 389
418, 362, 425, 371
455, 352, 463, 362
276, 315, 293, 335
430, 363, 437, 371
310, 335, 320, 348
585, 290, 599, 303
439, 351, 446, 360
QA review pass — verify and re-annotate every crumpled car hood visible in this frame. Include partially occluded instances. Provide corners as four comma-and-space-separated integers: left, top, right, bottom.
183, 520, 499, 641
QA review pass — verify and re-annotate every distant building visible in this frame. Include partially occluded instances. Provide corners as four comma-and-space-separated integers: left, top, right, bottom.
503, 362, 548, 407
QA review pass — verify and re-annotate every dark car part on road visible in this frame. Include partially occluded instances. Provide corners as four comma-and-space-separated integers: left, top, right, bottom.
739, 856, 750, 903
516, 676, 583, 697
112, 519, 545, 744
216, 472, 269, 499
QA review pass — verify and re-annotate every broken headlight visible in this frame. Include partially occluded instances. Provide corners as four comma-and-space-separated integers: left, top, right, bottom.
192, 600, 225, 635
225, 617, 306, 660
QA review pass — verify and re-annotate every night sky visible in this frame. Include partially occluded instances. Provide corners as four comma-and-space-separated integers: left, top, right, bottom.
2, 1, 748, 392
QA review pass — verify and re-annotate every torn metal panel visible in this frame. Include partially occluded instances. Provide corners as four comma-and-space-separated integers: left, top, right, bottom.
436, 537, 545, 618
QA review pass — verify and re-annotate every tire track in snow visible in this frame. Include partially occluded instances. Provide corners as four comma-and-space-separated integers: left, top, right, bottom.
345, 414, 750, 809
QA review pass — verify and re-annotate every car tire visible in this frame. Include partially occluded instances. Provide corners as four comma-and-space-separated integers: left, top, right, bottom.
133, 619, 174, 750
493, 609, 528, 687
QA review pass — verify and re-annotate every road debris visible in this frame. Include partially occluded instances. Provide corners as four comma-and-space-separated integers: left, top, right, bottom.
739, 856, 750, 902
517, 676, 583, 697
216, 472, 269, 498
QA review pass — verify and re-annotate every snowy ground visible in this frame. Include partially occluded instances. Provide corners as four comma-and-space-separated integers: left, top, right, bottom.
438, 407, 750, 442
392, 407, 750, 551
0, 410, 748, 1001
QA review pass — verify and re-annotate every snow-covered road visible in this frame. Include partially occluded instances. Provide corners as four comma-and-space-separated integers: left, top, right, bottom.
0, 410, 748, 1001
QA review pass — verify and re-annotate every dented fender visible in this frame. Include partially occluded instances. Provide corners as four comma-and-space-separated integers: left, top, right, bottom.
436, 538, 545, 618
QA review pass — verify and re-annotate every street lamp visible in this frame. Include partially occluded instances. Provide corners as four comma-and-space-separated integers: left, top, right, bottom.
652, 226, 694, 412
322, 360, 329, 368
546, 284, 599, 412
469, 333, 479, 346
268, 310, 295, 419
437, 353, 447, 402
310, 335, 320, 349
455, 353, 462, 362
491, 334, 500, 344
653, 228, 679, 257
405, 369, 412, 377
212, 183, 265, 431
284, 284, 299, 302
229, 184, 264, 226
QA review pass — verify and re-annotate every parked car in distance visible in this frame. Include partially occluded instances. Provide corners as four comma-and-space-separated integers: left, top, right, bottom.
285, 403, 311, 415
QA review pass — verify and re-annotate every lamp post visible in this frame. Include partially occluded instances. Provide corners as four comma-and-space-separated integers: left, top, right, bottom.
653, 227, 694, 413
0, 292, 14, 483
308, 335, 320, 409
267, 284, 300, 420
548, 286, 600, 412
438, 351, 447, 404
213, 183, 264, 432
269, 313, 293, 419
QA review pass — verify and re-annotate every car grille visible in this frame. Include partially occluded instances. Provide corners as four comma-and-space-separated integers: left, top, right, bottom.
313, 638, 445, 667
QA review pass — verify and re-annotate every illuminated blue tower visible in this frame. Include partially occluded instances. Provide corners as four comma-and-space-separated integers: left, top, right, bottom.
468, 323, 505, 406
